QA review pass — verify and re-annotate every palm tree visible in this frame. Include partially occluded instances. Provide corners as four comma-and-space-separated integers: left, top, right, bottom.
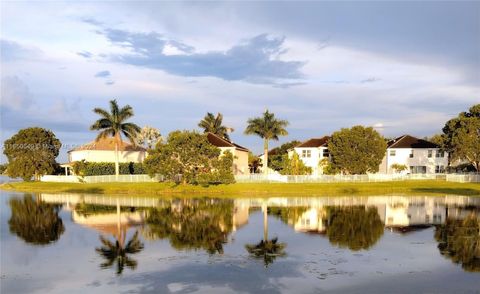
245, 203, 286, 267
244, 110, 289, 174
90, 99, 141, 177
198, 112, 233, 140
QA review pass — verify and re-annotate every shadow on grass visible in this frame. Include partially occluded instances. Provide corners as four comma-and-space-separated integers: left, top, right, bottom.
340, 188, 360, 194
64, 187, 105, 194
413, 188, 480, 196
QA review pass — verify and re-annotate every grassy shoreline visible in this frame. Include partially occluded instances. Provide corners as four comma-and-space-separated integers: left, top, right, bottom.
1, 180, 479, 197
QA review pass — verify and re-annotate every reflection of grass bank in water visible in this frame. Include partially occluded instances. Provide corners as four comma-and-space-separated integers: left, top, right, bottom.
1, 180, 480, 197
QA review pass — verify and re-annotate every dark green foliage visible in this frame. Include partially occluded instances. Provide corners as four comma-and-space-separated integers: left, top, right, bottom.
144, 130, 234, 185
279, 153, 312, 175
325, 206, 384, 251
3, 127, 61, 181
435, 214, 480, 272
268, 140, 301, 171
442, 104, 480, 171
145, 199, 234, 254
328, 125, 387, 174
8, 195, 65, 245
248, 152, 262, 173
96, 231, 144, 275
75, 203, 137, 216
72, 161, 146, 176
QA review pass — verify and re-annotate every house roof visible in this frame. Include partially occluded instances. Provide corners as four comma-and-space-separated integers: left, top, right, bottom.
295, 136, 330, 148
387, 135, 439, 149
206, 132, 249, 152
68, 137, 146, 153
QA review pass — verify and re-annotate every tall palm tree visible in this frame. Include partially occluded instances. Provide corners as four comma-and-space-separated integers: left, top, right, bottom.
90, 99, 141, 177
198, 112, 233, 140
244, 110, 289, 174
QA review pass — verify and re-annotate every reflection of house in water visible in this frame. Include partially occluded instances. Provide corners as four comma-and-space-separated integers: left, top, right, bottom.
38, 193, 480, 236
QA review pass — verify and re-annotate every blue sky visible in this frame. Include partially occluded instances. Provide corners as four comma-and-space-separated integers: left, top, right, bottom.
1, 1, 479, 162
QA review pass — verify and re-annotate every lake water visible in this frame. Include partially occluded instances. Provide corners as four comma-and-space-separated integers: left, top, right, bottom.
1, 191, 479, 293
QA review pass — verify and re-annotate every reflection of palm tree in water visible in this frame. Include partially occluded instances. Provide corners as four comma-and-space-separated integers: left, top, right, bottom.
95, 200, 144, 275
246, 203, 286, 267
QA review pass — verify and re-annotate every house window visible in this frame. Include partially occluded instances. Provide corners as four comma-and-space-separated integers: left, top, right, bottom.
435, 165, 445, 173
410, 166, 427, 174
436, 150, 444, 158
389, 150, 396, 156
428, 150, 433, 158
302, 150, 311, 158
322, 149, 329, 158
409, 150, 414, 158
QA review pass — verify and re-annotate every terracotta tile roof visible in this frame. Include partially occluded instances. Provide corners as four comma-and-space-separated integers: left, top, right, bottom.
68, 137, 146, 152
295, 136, 330, 148
206, 132, 249, 152
387, 135, 439, 149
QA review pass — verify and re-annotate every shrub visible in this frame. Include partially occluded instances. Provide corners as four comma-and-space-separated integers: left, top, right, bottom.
72, 161, 146, 176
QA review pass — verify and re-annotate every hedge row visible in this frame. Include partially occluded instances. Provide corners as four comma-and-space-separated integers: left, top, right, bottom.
76, 162, 146, 176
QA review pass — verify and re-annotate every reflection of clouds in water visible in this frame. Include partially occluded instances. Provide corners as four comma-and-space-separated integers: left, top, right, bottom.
117, 258, 309, 294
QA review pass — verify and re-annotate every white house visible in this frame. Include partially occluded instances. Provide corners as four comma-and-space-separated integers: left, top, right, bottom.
291, 136, 330, 175
379, 135, 448, 174
206, 132, 250, 175
68, 137, 147, 164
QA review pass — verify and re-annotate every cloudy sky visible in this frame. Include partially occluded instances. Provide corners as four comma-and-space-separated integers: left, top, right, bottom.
1, 1, 479, 162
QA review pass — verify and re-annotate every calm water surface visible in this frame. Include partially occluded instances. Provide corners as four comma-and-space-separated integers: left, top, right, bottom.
1, 191, 479, 293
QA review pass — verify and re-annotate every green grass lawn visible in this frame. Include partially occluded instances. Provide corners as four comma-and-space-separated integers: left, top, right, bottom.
1, 180, 479, 197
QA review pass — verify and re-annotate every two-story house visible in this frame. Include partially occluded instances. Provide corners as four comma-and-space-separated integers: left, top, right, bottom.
291, 136, 330, 175
379, 135, 448, 174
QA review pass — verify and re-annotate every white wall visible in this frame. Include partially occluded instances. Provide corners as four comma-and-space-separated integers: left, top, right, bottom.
293, 147, 329, 175
69, 150, 146, 163
381, 148, 448, 174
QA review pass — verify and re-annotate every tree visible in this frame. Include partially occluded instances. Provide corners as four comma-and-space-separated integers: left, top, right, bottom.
279, 153, 312, 175
442, 104, 480, 171
244, 110, 289, 174
90, 99, 141, 177
248, 152, 262, 174
390, 163, 408, 173
198, 112, 233, 140
144, 130, 234, 185
268, 140, 301, 171
435, 214, 480, 272
8, 195, 65, 245
328, 126, 387, 174
136, 126, 161, 150
326, 206, 384, 251
0, 163, 8, 175
3, 127, 61, 181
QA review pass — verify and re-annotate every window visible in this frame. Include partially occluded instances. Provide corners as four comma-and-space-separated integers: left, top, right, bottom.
322, 149, 329, 158
410, 166, 427, 174
436, 150, 444, 158
389, 150, 396, 156
435, 165, 445, 173
409, 150, 414, 158
302, 150, 311, 158
428, 150, 433, 158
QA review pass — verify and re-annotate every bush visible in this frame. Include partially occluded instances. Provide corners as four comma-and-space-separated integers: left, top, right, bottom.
72, 161, 146, 176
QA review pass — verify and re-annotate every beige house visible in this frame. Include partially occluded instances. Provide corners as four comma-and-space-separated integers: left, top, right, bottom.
68, 137, 147, 163
206, 132, 250, 175
61, 137, 147, 174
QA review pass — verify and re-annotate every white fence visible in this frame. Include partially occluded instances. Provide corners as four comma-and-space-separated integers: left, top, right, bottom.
40, 174, 163, 183
235, 173, 447, 183
446, 173, 480, 183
